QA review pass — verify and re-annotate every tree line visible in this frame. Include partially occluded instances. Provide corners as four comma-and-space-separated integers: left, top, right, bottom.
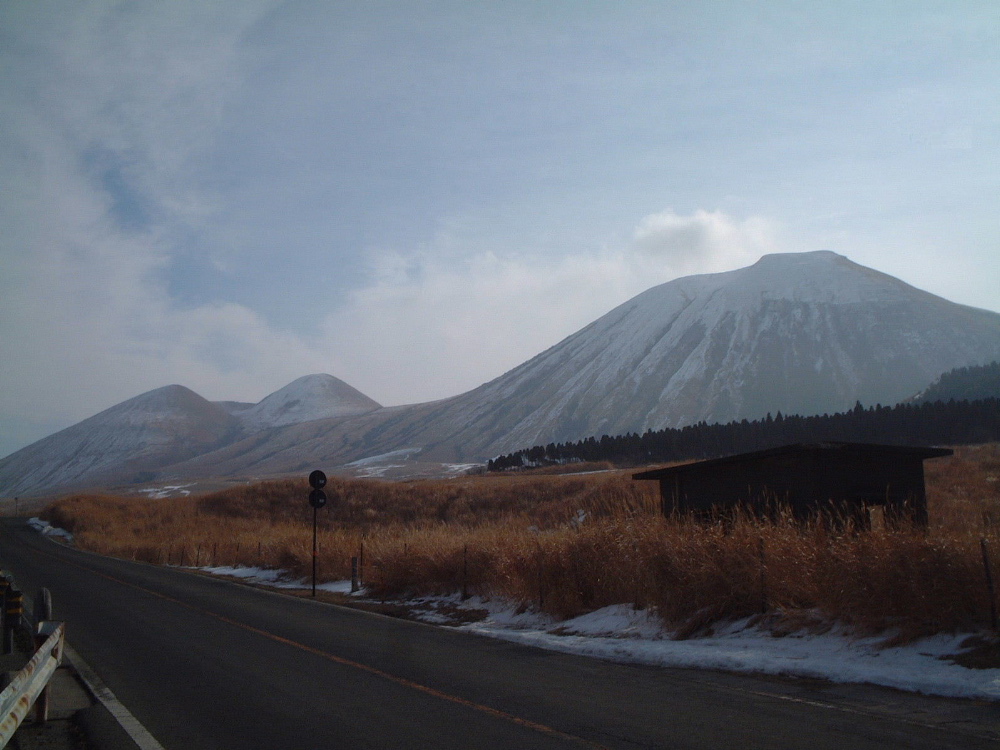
915, 360, 1000, 403
487, 397, 1000, 471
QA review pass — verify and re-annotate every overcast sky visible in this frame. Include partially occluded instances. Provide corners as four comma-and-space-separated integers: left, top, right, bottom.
1, 1, 998, 458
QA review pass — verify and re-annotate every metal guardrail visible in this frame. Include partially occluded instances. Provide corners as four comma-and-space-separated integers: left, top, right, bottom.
0, 620, 65, 747
0, 574, 65, 748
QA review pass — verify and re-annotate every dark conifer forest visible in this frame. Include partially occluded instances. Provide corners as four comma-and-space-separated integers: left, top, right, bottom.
914, 360, 1000, 403
488, 362, 1000, 471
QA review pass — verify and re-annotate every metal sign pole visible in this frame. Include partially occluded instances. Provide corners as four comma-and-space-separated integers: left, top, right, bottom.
307, 470, 328, 599
312, 505, 318, 598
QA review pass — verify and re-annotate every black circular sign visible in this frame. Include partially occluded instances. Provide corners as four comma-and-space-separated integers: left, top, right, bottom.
309, 489, 327, 509
308, 470, 327, 489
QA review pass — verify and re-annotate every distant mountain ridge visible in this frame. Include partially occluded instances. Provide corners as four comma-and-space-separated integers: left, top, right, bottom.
237, 374, 381, 432
0, 385, 239, 496
0, 374, 380, 496
4, 251, 1000, 496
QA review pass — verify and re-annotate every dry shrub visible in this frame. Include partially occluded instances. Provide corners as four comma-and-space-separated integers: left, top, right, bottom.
925, 443, 1000, 535
192, 471, 656, 529
42, 445, 1000, 639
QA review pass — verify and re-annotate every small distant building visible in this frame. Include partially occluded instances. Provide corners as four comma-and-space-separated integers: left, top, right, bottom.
632, 442, 953, 528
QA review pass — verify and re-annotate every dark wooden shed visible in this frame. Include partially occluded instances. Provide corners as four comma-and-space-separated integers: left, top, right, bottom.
633, 442, 952, 527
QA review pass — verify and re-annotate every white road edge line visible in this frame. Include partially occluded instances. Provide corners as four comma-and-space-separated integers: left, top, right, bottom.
62, 643, 167, 750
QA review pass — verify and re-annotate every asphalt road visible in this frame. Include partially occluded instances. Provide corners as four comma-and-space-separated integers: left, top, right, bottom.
1, 519, 997, 749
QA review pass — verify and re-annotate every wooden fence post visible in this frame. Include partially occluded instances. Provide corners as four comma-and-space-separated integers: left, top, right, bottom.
981, 538, 998, 630
536, 547, 545, 609
461, 544, 469, 601
758, 536, 767, 615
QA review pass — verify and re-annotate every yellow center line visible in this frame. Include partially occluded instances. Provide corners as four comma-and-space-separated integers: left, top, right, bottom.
49, 548, 609, 748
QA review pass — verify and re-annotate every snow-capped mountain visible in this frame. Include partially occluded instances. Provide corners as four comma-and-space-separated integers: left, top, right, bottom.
5, 251, 1000, 494
436, 250, 1000, 452
0, 375, 381, 496
161, 251, 1000, 475
0, 385, 239, 497
236, 374, 381, 433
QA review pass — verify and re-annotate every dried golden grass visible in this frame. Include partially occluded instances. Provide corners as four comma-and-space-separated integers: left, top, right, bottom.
43, 445, 1000, 639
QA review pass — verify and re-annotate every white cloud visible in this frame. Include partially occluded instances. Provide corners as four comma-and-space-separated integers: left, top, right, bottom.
0, 6, 794, 458
323, 249, 636, 404
0, 183, 329, 442
632, 209, 779, 275
11, 2, 996, 459
1, 188, 782, 460
320, 209, 782, 405
0, 98, 325, 453
0, 2, 291, 454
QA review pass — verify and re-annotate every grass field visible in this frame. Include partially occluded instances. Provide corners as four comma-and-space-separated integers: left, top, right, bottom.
43, 444, 1000, 640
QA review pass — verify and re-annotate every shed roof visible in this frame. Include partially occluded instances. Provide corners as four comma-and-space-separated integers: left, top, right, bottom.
632, 442, 953, 481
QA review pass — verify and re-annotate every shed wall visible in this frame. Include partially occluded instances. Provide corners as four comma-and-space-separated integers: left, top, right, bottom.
659, 450, 929, 525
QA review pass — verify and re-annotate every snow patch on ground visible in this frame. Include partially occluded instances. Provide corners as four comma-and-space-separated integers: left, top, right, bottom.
136, 484, 194, 499
193, 565, 356, 594
352, 464, 406, 478
344, 448, 427, 477
442, 463, 482, 476
346, 448, 422, 467
191, 564, 1000, 702
27, 517, 74, 542
462, 605, 1000, 701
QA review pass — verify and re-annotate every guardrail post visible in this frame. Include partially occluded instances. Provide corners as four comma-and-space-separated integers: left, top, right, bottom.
33, 588, 55, 724
3, 589, 22, 656
33, 589, 52, 632
351, 557, 359, 593
0, 575, 9, 652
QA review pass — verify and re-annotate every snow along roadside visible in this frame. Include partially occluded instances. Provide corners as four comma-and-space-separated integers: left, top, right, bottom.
191, 564, 1000, 702
25, 517, 1000, 703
